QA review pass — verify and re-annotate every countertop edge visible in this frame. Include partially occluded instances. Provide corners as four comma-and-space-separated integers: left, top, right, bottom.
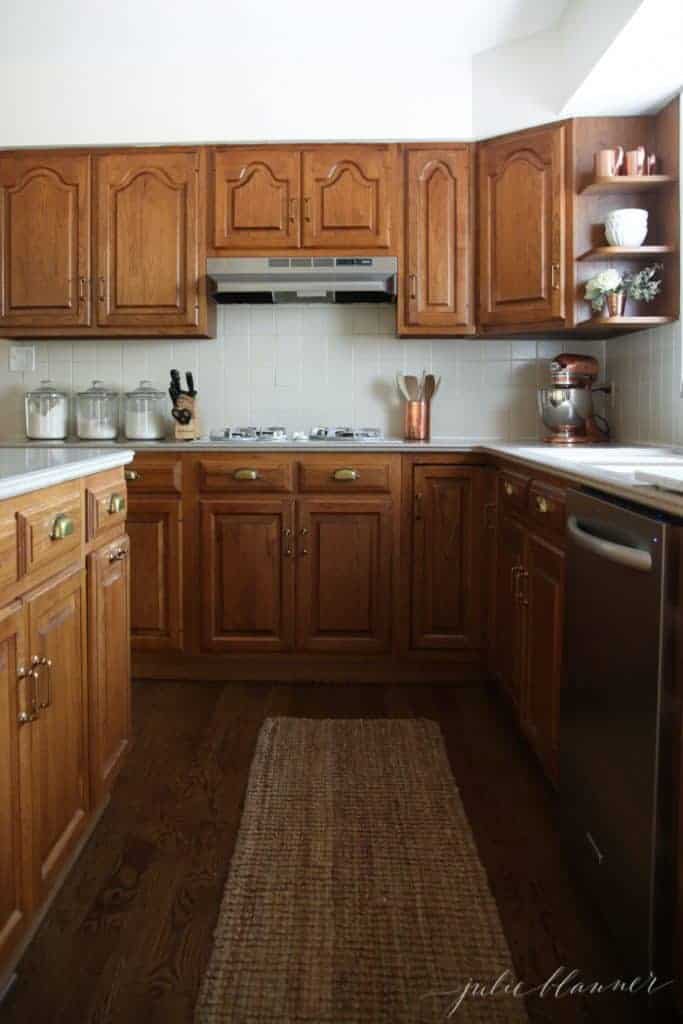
0, 449, 135, 502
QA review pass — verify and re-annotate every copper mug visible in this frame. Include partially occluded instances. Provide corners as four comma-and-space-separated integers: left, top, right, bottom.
625, 146, 646, 176
594, 146, 624, 177
404, 400, 428, 441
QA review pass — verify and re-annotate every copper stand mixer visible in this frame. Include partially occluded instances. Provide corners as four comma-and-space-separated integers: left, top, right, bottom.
538, 353, 611, 444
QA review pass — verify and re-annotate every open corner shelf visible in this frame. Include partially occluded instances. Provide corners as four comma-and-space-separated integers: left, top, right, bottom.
581, 175, 676, 195
577, 245, 675, 262
576, 315, 676, 333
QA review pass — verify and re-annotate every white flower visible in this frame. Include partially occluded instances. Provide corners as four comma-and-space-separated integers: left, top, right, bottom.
585, 269, 622, 297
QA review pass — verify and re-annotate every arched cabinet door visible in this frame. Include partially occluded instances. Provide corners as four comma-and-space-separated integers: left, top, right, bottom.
95, 149, 202, 328
0, 153, 91, 327
479, 124, 566, 328
213, 148, 300, 249
302, 146, 394, 249
404, 146, 473, 331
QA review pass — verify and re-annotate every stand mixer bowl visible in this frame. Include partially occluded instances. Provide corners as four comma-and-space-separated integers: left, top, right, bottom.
538, 386, 594, 438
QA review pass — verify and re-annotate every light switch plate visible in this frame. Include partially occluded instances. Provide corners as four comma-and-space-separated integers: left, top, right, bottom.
9, 344, 35, 373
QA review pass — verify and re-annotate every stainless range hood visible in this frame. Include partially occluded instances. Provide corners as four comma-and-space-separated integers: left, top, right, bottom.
207, 256, 397, 304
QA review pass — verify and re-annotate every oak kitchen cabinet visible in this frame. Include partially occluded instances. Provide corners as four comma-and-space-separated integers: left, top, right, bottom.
494, 468, 567, 783
478, 123, 567, 330
212, 144, 396, 252
400, 145, 474, 336
0, 148, 212, 339
0, 462, 131, 988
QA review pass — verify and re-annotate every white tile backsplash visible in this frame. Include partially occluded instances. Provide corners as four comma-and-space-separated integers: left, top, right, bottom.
0, 305, 608, 441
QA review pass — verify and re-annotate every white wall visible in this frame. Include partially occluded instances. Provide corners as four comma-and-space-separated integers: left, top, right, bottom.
0, 308, 604, 443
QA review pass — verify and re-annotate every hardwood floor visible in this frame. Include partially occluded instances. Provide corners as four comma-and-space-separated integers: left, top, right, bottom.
0, 680, 664, 1023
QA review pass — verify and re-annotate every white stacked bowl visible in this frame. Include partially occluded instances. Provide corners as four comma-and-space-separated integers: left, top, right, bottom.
604, 208, 648, 247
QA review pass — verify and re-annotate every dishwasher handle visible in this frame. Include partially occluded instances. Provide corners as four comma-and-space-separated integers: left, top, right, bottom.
567, 515, 653, 573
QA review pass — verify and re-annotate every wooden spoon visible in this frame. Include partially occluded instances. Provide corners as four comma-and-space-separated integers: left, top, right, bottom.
404, 375, 420, 401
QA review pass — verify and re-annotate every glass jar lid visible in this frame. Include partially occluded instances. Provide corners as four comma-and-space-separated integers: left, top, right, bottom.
77, 379, 119, 399
26, 379, 67, 399
125, 379, 165, 399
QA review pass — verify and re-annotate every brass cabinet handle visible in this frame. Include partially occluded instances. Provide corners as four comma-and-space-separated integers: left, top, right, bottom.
535, 495, 549, 514
504, 482, 514, 497
520, 569, 530, 606
408, 273, 417, 300
125, 469, 140, 482
98, 276, 106, 301
289, 197, 298, 223
17, 667, 39, 725
108, 547, 127, 563
299, 527, 309, 536
51, 513, 75, 540
511, 565, 522, 595
108, 492, 126, 514
78, 276, 86, 302
31, 656, 52, 710
415, 492, 423, 521
551, 263, 561, 290
233, 468, 260, 481
283, 527, 293, 557
333, 468, 358, 482
303, 197, 312, 222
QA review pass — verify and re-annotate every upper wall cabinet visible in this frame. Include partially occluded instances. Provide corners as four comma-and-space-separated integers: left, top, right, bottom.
211, 144, 396, 253
95, 149, 202, 330
400, 144, 474, 336
478, 124, 567, 330
0, 147, 213, 339
0, 153, 91, 328
213, 147, 301, 250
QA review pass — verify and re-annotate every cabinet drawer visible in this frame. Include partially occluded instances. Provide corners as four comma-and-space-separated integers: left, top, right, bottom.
528, 483, 566, 537
499, 470, 530, 513
86, 469, 127, 542
198, 457, 294, 493
17, 485, 82, 576
124, 457, 181, 494
298, 457, 394, 493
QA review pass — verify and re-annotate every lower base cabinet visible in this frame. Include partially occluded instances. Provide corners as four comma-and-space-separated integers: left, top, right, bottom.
128, 497, 182, 652
88, 535, 131, 807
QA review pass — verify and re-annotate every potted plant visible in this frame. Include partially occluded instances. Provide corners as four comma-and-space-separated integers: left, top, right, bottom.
584, 268, 625, 317
623, 263, 663, 313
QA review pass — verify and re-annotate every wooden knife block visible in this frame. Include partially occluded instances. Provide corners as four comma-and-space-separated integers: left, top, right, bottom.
173, 397, 201, 441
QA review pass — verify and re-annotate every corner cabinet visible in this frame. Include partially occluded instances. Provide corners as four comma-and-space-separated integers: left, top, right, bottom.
211, 144, 396, 253
478, 123, 567, 330
0, 152, 91, 328
400, 145, 474, 335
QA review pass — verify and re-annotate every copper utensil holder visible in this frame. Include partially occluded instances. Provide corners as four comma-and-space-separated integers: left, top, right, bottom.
404, 400, 429, 441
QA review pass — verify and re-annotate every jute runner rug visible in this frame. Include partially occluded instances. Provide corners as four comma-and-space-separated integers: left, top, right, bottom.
196, 717, 528, 1023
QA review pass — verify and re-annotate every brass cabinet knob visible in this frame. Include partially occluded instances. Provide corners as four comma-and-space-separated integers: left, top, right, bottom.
108, 492, 126, 514
535, 495, 549, 514
125, 469, 140, 482
108, 547, 127, 563
504, 482, 514, 497
51, 513, 75, 540
333, 468, 358, 482
233, 468, 260, 481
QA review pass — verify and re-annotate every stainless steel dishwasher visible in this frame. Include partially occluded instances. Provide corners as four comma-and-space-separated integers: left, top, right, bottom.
562, 488, 679, 977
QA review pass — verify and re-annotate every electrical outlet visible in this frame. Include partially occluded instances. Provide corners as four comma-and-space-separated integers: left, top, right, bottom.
9, 343, 35, 373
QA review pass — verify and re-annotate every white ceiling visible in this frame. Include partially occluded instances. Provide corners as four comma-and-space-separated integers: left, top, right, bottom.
1, 0, 571, 62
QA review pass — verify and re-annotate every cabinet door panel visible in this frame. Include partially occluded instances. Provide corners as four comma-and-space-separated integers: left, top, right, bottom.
0, 604, 30, 973
96, 149, 201, 327
214, 148, 300, 249
302, 146, 393, 249
0, 153, 90, 327
296, 498, 393, 652
88, 536, 131, 806
411, 467, 484, 649
523, 533, 564, 783
479, 125, 565, 326
127, 498, 182, 652
201, 499, 295, 652
26, 568, 89, 904
405, 147, 472, 329
495, 513, 526, 708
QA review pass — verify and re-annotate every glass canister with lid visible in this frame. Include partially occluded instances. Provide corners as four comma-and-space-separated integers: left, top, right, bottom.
124, 380, 166, 440
25, 380, 69, 439
76, 380, 119, 440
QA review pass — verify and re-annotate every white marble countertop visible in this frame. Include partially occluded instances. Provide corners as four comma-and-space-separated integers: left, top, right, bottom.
4, 437, 683, 516
0, 447, 135, 501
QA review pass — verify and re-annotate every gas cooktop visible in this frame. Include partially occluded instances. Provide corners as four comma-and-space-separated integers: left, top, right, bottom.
208, 427, 385, 443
